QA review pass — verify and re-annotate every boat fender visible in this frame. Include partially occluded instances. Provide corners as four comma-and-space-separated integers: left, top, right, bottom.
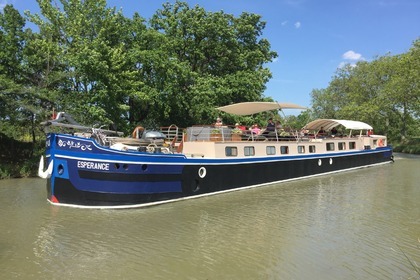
391, 155, 394, 162
198, 167, 207, 178
38, 156, 54, 179
318, 159, 322, 166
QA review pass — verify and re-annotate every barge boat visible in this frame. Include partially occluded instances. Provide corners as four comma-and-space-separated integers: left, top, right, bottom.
38, 102, 393, 208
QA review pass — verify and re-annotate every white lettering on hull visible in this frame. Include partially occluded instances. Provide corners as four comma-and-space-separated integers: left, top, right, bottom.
77, 161, 110, 171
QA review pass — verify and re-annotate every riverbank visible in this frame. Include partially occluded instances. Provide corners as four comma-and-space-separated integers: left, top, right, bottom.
392, 137, 420, 154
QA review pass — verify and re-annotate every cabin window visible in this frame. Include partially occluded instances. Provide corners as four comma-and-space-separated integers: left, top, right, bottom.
298, 146, 305, 153
349, 142, 356, 149
326, 142, 335, 151
309, 145, 316, 153
338, 142, 346, 150
244, 146, 255, 156
280, 146, 289, 154
225, 146, 238, 157
266, 146, 276, 155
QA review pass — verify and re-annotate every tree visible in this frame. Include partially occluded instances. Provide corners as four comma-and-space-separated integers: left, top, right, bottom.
26, 0, 146, 131
147, 1, 277, 126
380, 40, 420, 139
309, 39, 419, 141
0, 5, 35, 141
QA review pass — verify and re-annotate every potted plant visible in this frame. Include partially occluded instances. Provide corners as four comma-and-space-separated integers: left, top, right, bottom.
210, 128, 222, 142
231, 128, 242, 141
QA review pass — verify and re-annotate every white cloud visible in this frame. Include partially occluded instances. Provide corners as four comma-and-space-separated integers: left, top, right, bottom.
294, 21, 301, 29
281, 21, 288, 26
342, 50, 363, 61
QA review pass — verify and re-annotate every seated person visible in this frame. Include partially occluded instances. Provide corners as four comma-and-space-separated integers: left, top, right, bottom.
250, 123, 261, 135
214, 117, 223, 127
235, 123, 246, 132
317, 126, 326, 136
331, 127, 338, 136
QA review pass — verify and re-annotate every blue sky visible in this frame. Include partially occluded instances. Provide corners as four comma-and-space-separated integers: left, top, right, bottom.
2, 0, 419, 108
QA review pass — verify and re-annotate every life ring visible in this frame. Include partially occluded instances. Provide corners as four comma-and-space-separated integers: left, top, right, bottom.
198, 167, 207, 178
132, 126, 144, 138
378, 139, 384, 147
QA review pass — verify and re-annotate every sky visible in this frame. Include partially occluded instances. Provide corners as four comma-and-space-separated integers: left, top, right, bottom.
2, 0, 419, 108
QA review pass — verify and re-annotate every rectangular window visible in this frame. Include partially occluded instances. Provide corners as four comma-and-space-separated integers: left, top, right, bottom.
338, 142, 346, 150
326, 142, 335, 151
244, 146, 255, 156
309, 145, 316, 153
349, 142, 356, 149
266, 146, 276, 155
225, 146, 238, 157
280, 146, 289, 154
298, 146, 305, 153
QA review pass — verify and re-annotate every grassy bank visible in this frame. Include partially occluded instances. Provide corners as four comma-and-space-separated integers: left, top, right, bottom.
392, 137, 420, 154
0, 133, 43, 179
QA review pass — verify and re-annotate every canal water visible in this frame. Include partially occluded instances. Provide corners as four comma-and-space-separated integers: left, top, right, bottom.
0, 154, 419, 279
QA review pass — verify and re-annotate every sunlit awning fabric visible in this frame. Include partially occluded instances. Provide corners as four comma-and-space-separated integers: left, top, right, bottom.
216, 102, 307, 116
303, 119, 373, 131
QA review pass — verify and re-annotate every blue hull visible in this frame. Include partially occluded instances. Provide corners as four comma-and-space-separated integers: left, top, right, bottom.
44, 133, 393, 208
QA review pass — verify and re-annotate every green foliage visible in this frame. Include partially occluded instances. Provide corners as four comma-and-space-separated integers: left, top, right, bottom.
1, 1, 278, 177
393, 137, 420, 154
284, 110, 312, 130
148, 1, 277, 126
310, 39, 419, 142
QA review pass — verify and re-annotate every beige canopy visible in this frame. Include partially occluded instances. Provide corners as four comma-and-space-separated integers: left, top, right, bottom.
216, 102, 307, 116
303, 119, 373, 131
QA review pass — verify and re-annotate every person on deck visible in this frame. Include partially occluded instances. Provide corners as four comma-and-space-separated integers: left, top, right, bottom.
275, 120, 282, 130
250, 124, 261, 135
266, 118, 275, 132
235, 123, 246, 131
215, 117, 223, 127
318, 126, 326, 136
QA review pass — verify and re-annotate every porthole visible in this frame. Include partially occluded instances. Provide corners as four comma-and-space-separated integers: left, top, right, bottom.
141, 164, 148, 171
57, 164, 64, 175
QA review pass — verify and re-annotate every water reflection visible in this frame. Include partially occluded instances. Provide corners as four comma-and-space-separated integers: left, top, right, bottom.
0, 155, 419, 279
